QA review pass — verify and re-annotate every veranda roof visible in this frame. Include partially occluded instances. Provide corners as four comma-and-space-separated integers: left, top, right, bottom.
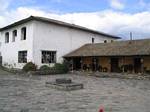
64, 39, 150, 57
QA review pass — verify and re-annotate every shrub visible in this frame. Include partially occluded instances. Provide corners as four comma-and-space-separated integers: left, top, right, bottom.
39, 65, 50, 71
22, 62, 37, 72
53, 62, 69, 73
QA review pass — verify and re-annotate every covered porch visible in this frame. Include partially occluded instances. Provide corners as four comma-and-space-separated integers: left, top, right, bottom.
64, 39, 150, 74
66, 56, 150, 73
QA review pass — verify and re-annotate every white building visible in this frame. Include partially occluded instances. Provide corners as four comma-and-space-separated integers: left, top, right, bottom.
0, 16, 120, 69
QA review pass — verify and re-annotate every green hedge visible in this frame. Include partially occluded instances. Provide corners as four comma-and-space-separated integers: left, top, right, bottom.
22, 62, 37, 72
39, 65, 50, 71
22, 62, 69, 74
52, 63, 69, 73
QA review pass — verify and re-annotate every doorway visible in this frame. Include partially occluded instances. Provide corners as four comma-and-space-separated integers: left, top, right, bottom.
134, 58, 141, 73
73, 57, 81, 70
111, 58, 119, 72
92, 57, 99, 71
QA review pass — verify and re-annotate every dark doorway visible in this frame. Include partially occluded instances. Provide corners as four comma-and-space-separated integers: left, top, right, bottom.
134, 58, 141, 73
73, 57, 81, 70
92, 57, 99, 71
111, 58, 119, 72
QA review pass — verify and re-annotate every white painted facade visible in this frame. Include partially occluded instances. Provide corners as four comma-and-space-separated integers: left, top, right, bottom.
0, 19, 117, 69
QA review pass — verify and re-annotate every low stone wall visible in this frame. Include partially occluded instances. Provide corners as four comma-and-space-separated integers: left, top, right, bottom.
0, 66, 24, 74
27, 70, 67, 75
74, 71, 150, 80
0, 66, 68, 75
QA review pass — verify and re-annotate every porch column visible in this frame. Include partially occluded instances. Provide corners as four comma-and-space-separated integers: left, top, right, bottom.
122, 57, 125, 73
141, 58, 144, 74
133, 57, 135, 74
80, 57, 83, 71
71, 58, 74, 72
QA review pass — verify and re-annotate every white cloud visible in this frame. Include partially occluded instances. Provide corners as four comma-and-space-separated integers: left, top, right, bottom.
1, 7, 150, 40
109, 0, 125, 10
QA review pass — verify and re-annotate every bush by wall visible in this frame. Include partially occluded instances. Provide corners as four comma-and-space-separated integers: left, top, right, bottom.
31, 62, 69, 75
53, 62, 69, 73
22, 61, 69, 75
39, 65, 50, 71
22, 62, 37, 72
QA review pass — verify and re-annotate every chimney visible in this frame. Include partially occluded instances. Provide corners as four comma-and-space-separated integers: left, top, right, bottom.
129, 32, 133, 44
130, 32, 133, 40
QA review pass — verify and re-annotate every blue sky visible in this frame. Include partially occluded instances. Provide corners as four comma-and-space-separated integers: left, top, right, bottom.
8, 0, 150, 13
1, 0, 150, 39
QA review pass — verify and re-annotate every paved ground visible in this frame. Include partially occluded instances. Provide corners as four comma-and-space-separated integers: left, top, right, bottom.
0, 70, 150, 112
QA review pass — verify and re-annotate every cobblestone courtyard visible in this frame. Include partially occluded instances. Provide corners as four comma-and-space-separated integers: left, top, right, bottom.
0, 70, 150, 112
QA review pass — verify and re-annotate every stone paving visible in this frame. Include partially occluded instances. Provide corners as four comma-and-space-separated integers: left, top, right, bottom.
0, 71, 150, 112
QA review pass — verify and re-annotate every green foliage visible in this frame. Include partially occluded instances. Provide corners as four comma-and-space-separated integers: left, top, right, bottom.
53, 62, 69, 73
39, 65, 50, 71
22, 62, 37, 72
24, 61, 69, 75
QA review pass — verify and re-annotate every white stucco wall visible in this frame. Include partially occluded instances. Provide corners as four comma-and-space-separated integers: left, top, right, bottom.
33, 21, 115, 67
0, 20, 117, 69
0, 21, 34, 68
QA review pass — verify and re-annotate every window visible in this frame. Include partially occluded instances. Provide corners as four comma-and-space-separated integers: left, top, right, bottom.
92, 38, 95, 43
104, 40, 107, 43
42, 51, 56, 63
5, 32, 9, 43
12, 30, 17, 42
18, 51, 27, 63
21, 27, 26, 40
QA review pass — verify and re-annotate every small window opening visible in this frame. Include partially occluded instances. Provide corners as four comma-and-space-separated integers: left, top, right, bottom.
104, 40, 107, 43
5, 32, 9, 43
92, 38, 95, 43
12, 30, 17, 42
21, 27, 26, 40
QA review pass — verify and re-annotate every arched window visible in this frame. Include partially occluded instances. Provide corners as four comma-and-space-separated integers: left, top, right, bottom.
12, 30, 17, 42
5, 32, 9, 43
21, 27, 26, 40
92, 38, 95, 43
104, 40, 107, 43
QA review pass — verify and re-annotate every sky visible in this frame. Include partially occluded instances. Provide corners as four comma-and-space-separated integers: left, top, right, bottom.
1, 0, 150, 40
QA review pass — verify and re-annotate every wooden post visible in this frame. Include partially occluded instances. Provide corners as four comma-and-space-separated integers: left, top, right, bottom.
133, 57, 135, 74
71, 58, 74, 73
122, 57, 125, 73
141, 58, 144, 74
81, 57, 83, 71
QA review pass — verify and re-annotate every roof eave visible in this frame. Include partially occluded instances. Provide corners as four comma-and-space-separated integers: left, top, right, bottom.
0, 16, 121, 39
